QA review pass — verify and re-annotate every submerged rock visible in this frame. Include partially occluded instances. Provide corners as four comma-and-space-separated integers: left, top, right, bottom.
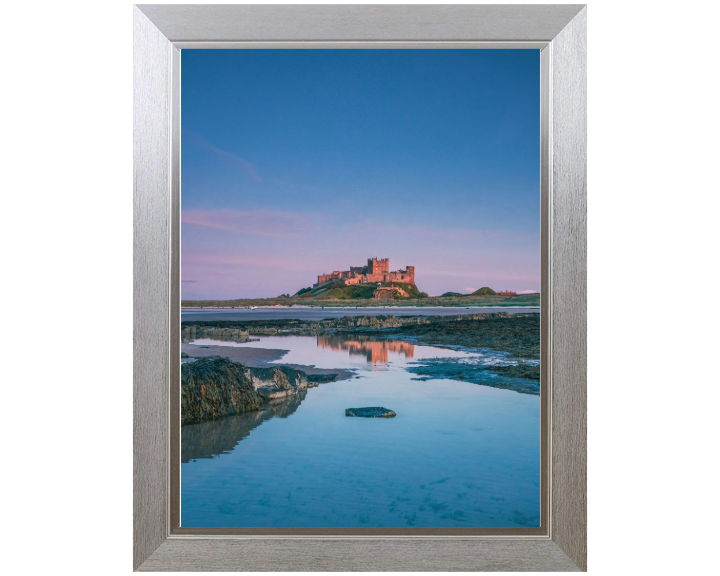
406, 357, 539, 395
307, 373, 338, 384
345, 407, 396, 418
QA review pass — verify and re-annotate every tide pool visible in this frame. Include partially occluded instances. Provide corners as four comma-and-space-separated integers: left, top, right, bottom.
181, 335, 540, 528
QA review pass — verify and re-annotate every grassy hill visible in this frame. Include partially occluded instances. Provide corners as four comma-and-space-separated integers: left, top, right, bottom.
289, 281, 427, 301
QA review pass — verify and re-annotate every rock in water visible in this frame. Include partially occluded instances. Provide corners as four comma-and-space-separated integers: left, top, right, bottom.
307, 373, 338, 384
249, 365, 309, 400
182, 357, 314, 424
345, 407, 396, 418
181, 357, 264, 425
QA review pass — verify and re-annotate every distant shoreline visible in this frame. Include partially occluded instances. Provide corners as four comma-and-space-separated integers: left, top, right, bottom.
181, 293, 540, 309
181, 305, 541, 310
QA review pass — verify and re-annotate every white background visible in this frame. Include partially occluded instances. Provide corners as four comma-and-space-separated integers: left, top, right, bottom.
1, 1, 717, 574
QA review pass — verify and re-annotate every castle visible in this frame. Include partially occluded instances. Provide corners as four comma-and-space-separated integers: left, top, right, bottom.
315, 257, 415, 288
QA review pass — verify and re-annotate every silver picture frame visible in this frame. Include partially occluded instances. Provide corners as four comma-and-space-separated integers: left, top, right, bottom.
134, 4, 586, 571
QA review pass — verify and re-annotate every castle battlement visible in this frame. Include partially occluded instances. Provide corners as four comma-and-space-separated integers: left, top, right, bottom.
315, 257, 415, 287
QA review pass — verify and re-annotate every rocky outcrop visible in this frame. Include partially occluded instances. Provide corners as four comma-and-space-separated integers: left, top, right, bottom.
181, 325, 256, 343
249, 365, 309, 400
307, 373, 338, 384
181, 357, 264, 425
182, 313, 535, 339
406, 357, 540, 395
373, 287, 409, 299
251, 327, 278, 335
345, 407, 396, 418
181, 356, 311, 425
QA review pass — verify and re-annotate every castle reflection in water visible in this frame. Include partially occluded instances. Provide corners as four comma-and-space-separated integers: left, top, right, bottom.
317, 334, 414, 364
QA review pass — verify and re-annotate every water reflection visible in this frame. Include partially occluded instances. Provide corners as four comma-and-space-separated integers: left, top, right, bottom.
317, 333, 414, 364
182, 389, 307, 462
181, 334, 541, 528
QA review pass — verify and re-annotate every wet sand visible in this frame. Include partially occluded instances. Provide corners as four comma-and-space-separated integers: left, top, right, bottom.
181, 343, 355, 380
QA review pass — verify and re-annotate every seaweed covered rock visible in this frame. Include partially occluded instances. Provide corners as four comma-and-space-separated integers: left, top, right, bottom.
307, 373, 338, 384
345, 407, 396, 418
486, 362, 540, 381
181, 357, 264, 425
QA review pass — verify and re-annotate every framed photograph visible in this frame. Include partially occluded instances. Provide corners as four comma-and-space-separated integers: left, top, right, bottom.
134, 4, 586, 571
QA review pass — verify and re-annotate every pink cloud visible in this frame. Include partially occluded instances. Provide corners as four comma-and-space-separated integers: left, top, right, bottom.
182, 252, 319, 274
182, 209, 316, 238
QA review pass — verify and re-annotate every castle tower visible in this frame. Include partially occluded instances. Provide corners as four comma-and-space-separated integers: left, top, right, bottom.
368, 257, 390, 275
405, 266, 415, 284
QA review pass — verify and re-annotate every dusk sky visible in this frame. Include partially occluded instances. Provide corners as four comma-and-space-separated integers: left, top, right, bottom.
181, 49, 540, 299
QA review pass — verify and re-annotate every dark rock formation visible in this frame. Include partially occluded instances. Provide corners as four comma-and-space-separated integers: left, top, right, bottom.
181, 325, 259, 344
486, 362, 540, 381
407, 357, 540, 395
181, 356, 314, 425
307, 373, 338, 384
181, 357, 264, 425
345, 407, 396, 418
381, 315, 540, 359
182, 313, 538, 349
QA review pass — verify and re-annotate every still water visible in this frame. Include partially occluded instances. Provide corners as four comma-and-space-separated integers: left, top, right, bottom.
181, 335, 540, 528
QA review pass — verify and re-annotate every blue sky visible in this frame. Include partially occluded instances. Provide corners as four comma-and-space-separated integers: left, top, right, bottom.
181, 49, 540, 299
